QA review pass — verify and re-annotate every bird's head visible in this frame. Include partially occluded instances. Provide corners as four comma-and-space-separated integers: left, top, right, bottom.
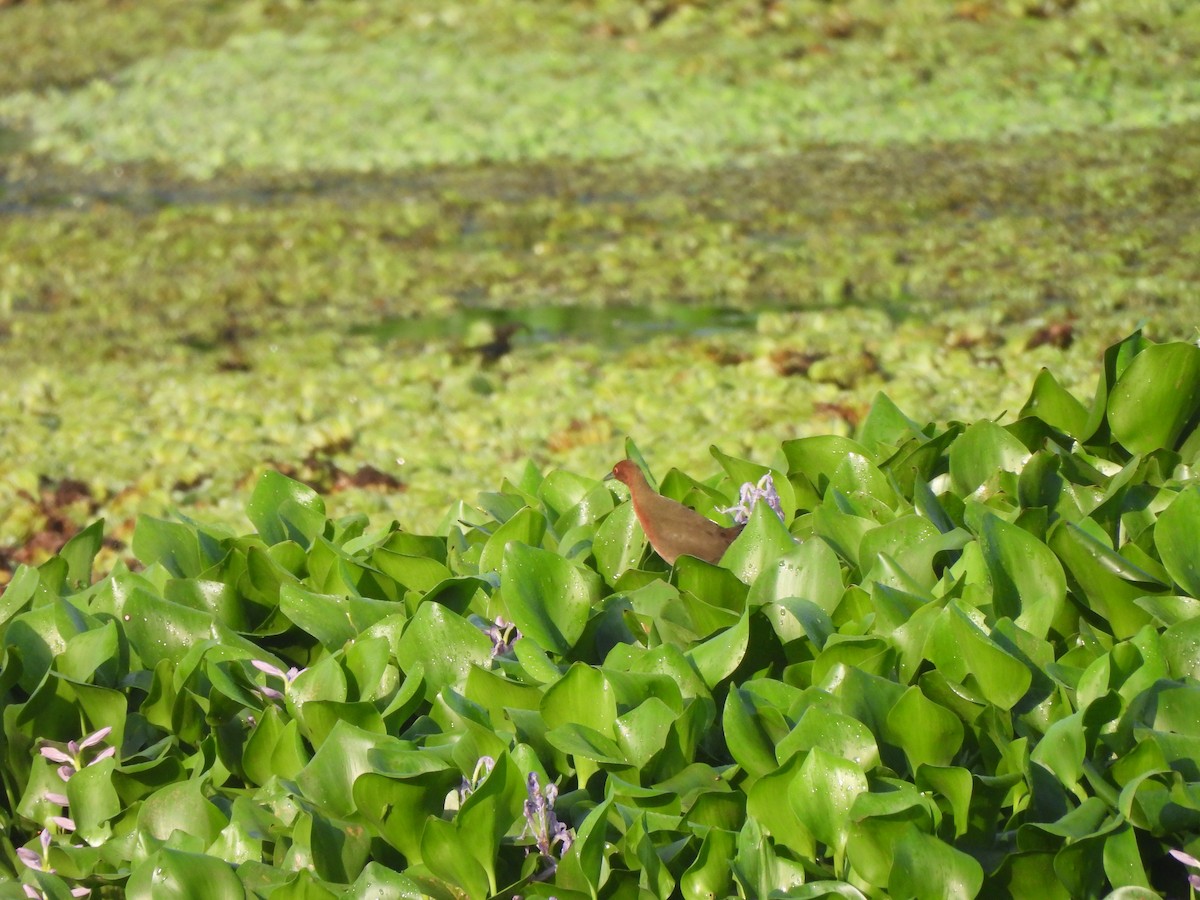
606, 459, 643, 487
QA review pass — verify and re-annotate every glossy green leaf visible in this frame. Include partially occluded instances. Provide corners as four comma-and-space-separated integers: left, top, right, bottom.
782, 435, 875, 496
501, 541, 599, 655
132, 515, 205, 579
722, 500, 799, 585
949, 420, 1031, 495
1020, 368, 1089, 437
778, 705, 879, 770
279, 584, 395, 649
790, 746, 868, 857
1049, 521, 1156, 639
480, 506, 548, 574
394, 600, 492, 698
246, 470, 326, 547
420, 816, 491, 899
858, 391, 927, 451
944, 602, 1032, 709
126, 847, 246, 899
1108, 341, 1200, 454
593, 500, 646, 587
1155, 486, 1200, 598
764, 541, 846, 624
979, 513, 1067, 638
888, 827, 983, 900
679, 827, 736, 900
886, 686, 963, 771
686, 607, 750, 689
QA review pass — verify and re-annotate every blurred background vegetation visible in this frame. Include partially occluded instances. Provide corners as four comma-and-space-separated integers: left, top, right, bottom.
0, 0, 1197, 580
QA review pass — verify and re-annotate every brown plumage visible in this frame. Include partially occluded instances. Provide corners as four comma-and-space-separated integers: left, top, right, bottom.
607, 459, 744, 565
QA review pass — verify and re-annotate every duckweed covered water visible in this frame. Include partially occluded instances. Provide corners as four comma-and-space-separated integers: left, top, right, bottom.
0, 0, 1198, 573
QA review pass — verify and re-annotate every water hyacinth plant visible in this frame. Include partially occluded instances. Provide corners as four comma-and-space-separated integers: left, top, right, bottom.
1, 332, 1199, 896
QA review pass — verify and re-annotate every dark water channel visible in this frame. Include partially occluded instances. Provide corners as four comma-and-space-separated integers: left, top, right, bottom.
1, 151, 784, 349
353, 303, 764, 350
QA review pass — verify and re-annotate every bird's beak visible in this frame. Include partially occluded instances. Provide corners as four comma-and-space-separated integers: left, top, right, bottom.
603, 471, 616, 482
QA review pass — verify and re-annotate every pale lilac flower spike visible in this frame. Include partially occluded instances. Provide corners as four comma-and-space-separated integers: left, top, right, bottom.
458, 756, 495, 805
1169, 848, 1200, 889
720, 473, 785, 525
251, 660, 305, 701
16, 829, 52, 871
521, 772, 573, 879
39, 727, 115, 782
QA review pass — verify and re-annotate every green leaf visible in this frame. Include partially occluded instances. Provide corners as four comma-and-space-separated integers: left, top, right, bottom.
748, 537, 844, 613
126, 847, 246, 899
782, 435, 875, 495
790, 746, 868, 858
777, 705, 879, 771
679, 827, 736, 900
943, 602, 1032, 709
746, 754, 815, 858
542, 663, 617, 739
295, 720, 392, 819
721, 500, 798, 585
246, 470, 326, 547
132, 515, 205, 579
979, 513, 1067, 638
949, 420, 1031, 495
58, 519, 106, 590
828, 452, 897, 510
394, 600, 492, 699
593, 500, 646, 587
724, 686, 787, 780
915, 765, 973, 839
421, 816, 491, 899
556, 794, 614, 899
1029, 712, 1085, 791
885, 686, 964, 771
686, 607, 750, 689
66, 756, 120, 843
858, 391, 926, 452
455, 752, 527, 894
354, 765, 461, 862
500, 541, 599, 656
1020, 368, 1089, 437
1049, 521, 1156, 639
0, 563, 38, 629
1108, 341, 1200, 454
371, 548, 453, 595
138, 780, 228, 846
1155, 486, 1200, 598
480, 506, 547, 574
888, 827, 983, 900
859, 515, 942, 592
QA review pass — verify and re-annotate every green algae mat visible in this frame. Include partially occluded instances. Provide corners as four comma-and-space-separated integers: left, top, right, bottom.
3, 332, 1200, 898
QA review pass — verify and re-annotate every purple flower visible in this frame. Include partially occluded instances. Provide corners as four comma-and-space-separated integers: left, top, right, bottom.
484, 617, 521, 658
38, 727, 116, 782
22, 885, 89, 900
16, 830, 89, 896
720, 473, 785, 525
1170, 848, 1200, 890
16, 829, 52, 872
521, 772, 573, 878
251, 659, 305, 701
458, 756, 495, 805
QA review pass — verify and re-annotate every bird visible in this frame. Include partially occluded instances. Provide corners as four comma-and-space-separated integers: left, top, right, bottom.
606, 459, 744, 565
